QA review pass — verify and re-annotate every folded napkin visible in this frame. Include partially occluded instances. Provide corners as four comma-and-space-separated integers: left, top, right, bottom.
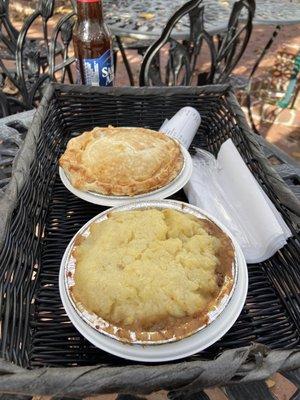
184, 139, 291, 263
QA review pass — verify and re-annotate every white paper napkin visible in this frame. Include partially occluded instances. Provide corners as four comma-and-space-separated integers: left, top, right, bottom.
159, 107, 291, 263
184, 139, 291, 263
159, 106, 201, 149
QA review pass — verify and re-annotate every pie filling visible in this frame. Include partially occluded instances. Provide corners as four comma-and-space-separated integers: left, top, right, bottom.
71, 208, 234, 342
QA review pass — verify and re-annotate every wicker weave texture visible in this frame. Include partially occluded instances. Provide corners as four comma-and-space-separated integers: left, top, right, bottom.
0, 84, 299, 375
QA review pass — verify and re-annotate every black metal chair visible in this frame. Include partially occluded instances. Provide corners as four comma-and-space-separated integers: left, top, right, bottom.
49, 12, 76, 84
212, 0, 255, 84
139, 0, 255, 87
0, 0, 24, 105
0, 0, 19, 61
0, 0, 67, 108
139, 0, 202, 86
0, 0, 136, 108
0, 89, 29, 118
14, 0, 58, 107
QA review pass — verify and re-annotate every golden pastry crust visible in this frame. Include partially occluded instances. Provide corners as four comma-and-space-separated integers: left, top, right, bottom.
71, 209, 235, 343
59, 126, 184, 196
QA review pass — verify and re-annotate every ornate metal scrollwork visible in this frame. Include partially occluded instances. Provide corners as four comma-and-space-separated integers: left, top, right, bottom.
167, 39, 191, 86
61, 18, 74, 47
48, 12, 76, 84
140, 0, 203, 86
140, 0, 255, 87
26, 47, 40, 80
13, 0, 58, 106
214, 0, 255, 83
38, 0, 55, 21
0, 0, 7, 15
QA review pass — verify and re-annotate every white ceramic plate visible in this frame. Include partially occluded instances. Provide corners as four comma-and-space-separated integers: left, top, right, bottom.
59, 201, 248, 362
59, 145, 193, 206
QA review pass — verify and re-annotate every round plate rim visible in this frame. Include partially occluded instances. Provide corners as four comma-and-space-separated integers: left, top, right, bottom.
59, 200, 248, 360
59, 144, 193, 206
63, 200, 239, 344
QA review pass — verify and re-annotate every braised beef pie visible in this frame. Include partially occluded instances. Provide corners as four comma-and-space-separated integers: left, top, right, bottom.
59, 126, 183, 196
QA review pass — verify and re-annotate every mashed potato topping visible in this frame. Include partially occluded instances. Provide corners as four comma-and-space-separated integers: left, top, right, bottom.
73, 209, 229, 332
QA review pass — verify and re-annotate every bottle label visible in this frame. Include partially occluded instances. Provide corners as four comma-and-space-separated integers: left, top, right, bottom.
77, 49, 114, 86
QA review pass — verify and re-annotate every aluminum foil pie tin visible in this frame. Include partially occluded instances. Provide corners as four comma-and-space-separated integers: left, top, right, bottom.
59, 144, 193, 206
60, 200, 244, 352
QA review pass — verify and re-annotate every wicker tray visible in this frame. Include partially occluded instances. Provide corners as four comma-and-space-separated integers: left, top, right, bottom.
0, 84, 299, 396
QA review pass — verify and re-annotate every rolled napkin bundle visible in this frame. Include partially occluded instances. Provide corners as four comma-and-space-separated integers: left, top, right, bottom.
159, 106, 201, 149
184, 139, 291, 263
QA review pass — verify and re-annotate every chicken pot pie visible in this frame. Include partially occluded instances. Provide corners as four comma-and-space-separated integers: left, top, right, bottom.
59, 127, 184, 196
71, 208, 235, 343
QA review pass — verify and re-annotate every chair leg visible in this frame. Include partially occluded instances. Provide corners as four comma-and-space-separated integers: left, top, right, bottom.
245, 25, 282, 134
246, 91, 260, 134
115, 35, 135, 86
